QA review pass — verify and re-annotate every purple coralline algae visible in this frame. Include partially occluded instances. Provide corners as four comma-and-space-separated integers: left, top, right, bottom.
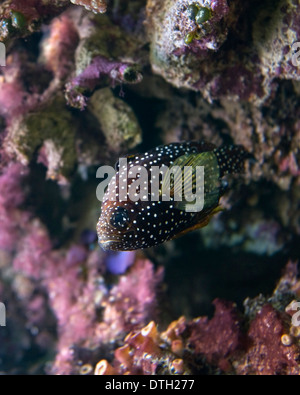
0, 0, 300, 376
146, 0, 300, 102
51, 258, 164, 375
0, 0, 71, 42
65, 13, 144, 109
0, 10, 143, 181
0, 166, 163, 374
95, 262, 300, 375
0, 163, 29, 251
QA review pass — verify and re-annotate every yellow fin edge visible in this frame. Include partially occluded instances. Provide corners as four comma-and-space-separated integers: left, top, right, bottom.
170, 205, 224, 240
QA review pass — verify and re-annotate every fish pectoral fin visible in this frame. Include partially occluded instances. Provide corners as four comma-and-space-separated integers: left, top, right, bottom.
170, 205, 224, 240
161, 151, 221, 212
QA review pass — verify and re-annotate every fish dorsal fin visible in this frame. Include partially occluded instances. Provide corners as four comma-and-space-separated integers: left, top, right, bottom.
115, 154, 136, 171
161, 151, 220, 212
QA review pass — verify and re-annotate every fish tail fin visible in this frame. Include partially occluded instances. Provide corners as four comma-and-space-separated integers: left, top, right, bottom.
214, 145, 248, 177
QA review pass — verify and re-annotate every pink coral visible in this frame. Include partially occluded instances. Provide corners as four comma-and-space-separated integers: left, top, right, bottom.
0, 53, 44, 123
51, 258, 164, 374
100, 259, 164, 338
0, 80, 26, 119
0, 163, 29, 251
42, 15, 79, 80
12, 220, 52, 278
0, 163, 27, 208
278, 152, 300, 177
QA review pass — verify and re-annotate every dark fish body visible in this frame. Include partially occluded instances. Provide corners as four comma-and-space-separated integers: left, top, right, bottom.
97, 141, 247, 251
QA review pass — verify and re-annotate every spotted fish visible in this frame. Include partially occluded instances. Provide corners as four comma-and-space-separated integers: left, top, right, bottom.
97, 141, 247, 251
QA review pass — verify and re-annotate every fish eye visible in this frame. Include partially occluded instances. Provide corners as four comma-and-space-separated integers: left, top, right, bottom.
110, 207, 130, 230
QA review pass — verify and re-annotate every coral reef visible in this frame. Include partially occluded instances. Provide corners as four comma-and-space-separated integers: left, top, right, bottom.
51, 257, 164, 375
0, 167, 163, 374
70, 0, 108, 14
65, 13, 144, 109
5, 95, 78, 182
0, 10, 143, 181
95, 262, 300, 376
0, 0, 300, 376
0, 0, 70, 42
88, 88, 142, 151
146, 0, 300, 103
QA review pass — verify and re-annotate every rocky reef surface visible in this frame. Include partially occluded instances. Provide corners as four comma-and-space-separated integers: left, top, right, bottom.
0, 0, 299, 375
